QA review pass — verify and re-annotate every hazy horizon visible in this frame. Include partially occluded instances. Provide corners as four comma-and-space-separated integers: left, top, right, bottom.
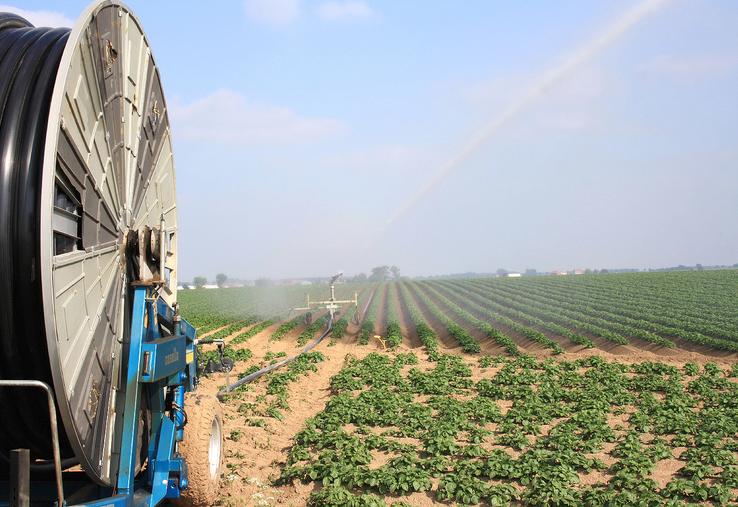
14, 0, 738, 280
181, 261, 737, 284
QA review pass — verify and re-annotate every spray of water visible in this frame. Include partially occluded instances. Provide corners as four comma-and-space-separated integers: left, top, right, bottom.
383, 0, 671, 229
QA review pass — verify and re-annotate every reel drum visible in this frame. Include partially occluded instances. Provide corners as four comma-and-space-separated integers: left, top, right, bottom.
0, 0, 178, 486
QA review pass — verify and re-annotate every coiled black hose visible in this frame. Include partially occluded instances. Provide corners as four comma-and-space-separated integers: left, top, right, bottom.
0, 13, 75, 465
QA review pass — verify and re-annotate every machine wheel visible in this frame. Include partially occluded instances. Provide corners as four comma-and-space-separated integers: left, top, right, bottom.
178, 394, 224, 506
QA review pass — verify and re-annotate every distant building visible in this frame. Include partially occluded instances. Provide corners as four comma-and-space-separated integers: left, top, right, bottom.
202, 284, 219, 289
573, 269, 586, 275
506, 273, 522, 278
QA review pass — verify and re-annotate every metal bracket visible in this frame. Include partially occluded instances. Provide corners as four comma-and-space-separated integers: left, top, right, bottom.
0, 381, 64, 507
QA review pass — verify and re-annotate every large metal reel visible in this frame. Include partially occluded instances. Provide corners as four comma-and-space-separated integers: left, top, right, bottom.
0, 0, 178, 486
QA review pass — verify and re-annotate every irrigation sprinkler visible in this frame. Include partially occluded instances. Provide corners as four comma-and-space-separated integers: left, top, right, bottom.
293, 273, 358, 321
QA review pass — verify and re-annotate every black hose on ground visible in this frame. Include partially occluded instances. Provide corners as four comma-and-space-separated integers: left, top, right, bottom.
217, 315, 334, 398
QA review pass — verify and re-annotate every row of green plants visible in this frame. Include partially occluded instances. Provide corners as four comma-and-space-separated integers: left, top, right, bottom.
383, 283, 403, 348
532, 270, 738, 333
203, 318, 256, 340
458, 280, 632, 346
230, 319, 274, 345
279, 351, 738, 506
429, 282, 564, 354
478, 279, 677, 348
396, 282, 439, 357
271, 314, 304, 341
506, 276, 738, 350
298, 315, 329, 346
359, 285, 385, 345
440, 280, 594, 348
406, 282, 484, 353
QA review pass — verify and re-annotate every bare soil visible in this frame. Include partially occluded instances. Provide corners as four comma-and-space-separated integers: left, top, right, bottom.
393, 288, 421, 349
193, 317, 738, 506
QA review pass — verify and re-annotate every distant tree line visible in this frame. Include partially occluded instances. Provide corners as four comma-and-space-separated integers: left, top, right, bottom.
345, 265, 401, 282
188, 273, 228, 288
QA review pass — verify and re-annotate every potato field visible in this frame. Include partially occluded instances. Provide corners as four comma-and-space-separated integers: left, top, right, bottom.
179, 270, 738, 506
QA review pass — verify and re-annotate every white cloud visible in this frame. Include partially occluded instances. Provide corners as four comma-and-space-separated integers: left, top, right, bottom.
244, 0, 301, 26
316, 0, 373, 21
641, 54, 738, 78
0, 4, 73, 27
170, 89, 344, 144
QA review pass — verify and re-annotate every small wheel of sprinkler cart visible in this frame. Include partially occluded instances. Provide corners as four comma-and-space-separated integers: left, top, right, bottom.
198, 338, 235, 374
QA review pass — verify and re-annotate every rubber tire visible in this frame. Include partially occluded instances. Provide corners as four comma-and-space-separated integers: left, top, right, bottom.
178, 393, 224, 506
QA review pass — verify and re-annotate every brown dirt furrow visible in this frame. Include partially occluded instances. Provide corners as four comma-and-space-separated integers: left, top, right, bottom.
436, 283, 579, 354
424, 284, 532, 356
406, 285, 463, 351
413, 282, 512, 356
665, 335, 738, 360
357, 286, 378, 325
374, 284, 389, 337
394, 285, 421, 349
195, 326, 385, 506
280, 310, 330, 350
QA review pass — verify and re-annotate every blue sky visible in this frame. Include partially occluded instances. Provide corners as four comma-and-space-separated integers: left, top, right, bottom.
10, 0, 738, 280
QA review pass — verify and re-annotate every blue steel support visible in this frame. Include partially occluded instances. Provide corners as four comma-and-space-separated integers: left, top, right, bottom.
113, 286, 197, 506
148, 418, 177, 506
116, 286, 148, 496
8, 286, 201, 507
173, 385, 186, 442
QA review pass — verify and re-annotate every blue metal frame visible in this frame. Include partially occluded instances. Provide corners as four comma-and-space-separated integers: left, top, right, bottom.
0, 286, 199, 507
73, 286, 198, 507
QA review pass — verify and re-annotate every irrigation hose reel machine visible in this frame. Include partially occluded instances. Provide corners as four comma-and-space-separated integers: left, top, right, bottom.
0, 2, 223, 506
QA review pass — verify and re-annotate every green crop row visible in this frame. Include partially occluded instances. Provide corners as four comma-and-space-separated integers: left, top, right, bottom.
359, 285, 385, 345
397, 282, 439, 357
280, 351, 738, 506
384, 284, 403, 348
